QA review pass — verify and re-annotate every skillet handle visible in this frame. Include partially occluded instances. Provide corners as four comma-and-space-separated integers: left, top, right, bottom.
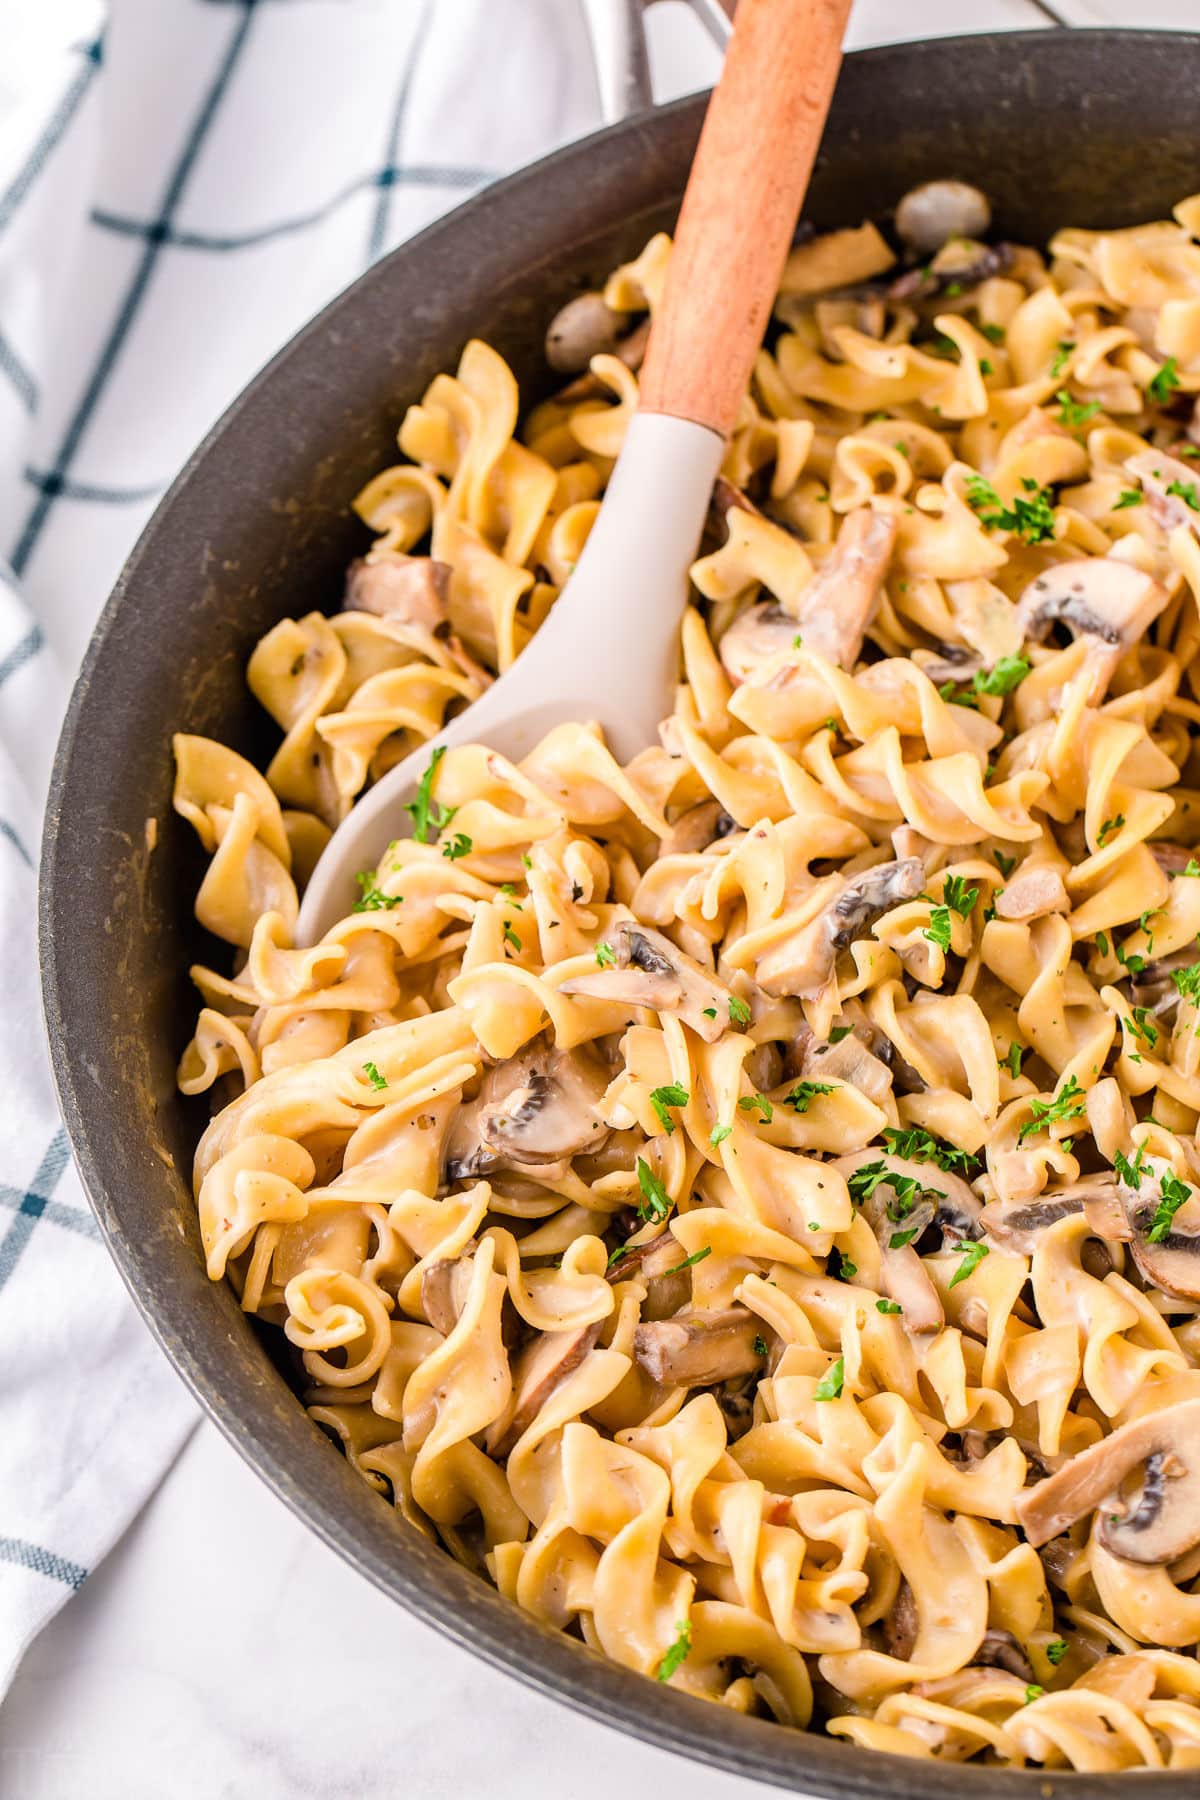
637, 0, 850, 440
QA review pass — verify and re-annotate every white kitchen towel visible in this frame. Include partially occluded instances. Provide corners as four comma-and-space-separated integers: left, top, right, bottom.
0, 0, 1120, 1706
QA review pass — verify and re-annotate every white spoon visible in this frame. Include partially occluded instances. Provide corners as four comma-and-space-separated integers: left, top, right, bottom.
297, 0, 851, 944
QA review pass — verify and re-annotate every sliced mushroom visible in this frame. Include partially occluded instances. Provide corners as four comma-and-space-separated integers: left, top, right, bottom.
890, 239, 1012, 304
791, 508, 899, 670
560, 921, 735, 1044
1015, 1400, 1200, 1565
971, 1630, 1034, 1682
894, 180, 992, 257
484, 1321, 602, 1459
344, 554, 450, 633
444, 1042, 610, 1182
757, 858, 925, 1000
718, 601, 800, 684
1015, 558, 1168, 701
1118, 1164, 1200, 1300
660, 799, 737, 858
421, 1253, 476, 1335
884, 1579, 918, 1659
981, 1176, 1130, 1254
1129, 948, 1197, 1014
1150, 842, 1200, 878
606, 1231, 694, 1320
1126, 448, 1200, 540
800, 1030, 895, 1108
633, 1306, 765, 1386
555, 316, 652, 401
994, 866, 1070, 922
914, 643, 986, 687
545, 291, 628, 373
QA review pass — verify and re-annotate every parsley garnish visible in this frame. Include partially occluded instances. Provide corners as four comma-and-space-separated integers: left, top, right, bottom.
980, 321, 1006, 345
728, 995, 752, 1027
966, 473, 1057, 545
1113, 488, 1142, 510
1171, 858, 1200, 879
362, 1061, 387, 1091
753, 1334, 768, 1357
595, 942, 616, 967
942, 875, 981, 918
1045, 1640, 1068, 1667
814, 1357, 845, 1401
1096, 930, 1110, 957
1055, 390, 1100, 431
994, 850, 1016, 878
1024, 1684, 1045, 1706
656, 1620, 692, 1682
1097, 814, 1125, 847
650, 1083, 690, 1134
1017, 1075, 1085, 1144
1049, 340, 1074, 379
709, 1123, 732, 1148
889, 1226, 919, 1248
701, 1006, 717, 1019
403, 745, 456, 844
1147, 1171, 1191, 1243
1127, 1006, 1159, 1050
880, 1125, 979, 1176
784, 1080, 834, 1115
502, 920, 522, 954
352, 871, 403, 913
828, 1248, 857, 1281
829, 1025, 854, 1044
948, 1240, 989, 1287
1168, 477, 1200, 512
979, 358, 994, 376
1173, 961, 1200, 1003
1004, 1042, 1026, 1079
973, 656, 1030, 698
663, 1246, 712, 1276
738, 1093, 773, 1122
1115, 938, 1147, 976
1149, 356, 1181, 403
635, 1157, 671, 1222
924, 906, 952, 952
876, 1298, 902, 1315
1114, 1145, 1146, 1189
441, 832, 473, 861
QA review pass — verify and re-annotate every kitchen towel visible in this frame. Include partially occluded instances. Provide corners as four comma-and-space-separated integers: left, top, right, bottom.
0, 0, 606, 1702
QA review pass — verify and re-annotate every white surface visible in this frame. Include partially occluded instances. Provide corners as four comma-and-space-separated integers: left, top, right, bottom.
1, 0, 1190, 1796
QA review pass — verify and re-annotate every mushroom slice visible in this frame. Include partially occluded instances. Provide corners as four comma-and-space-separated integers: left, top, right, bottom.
1118, 1165, 1200, 1300
344, 554, 450, 633
484, 1321, 602, 1459
633, 1306, 764, 1387
560, 921, 734, 1044
889, 238, 1011, 304
607, 1233, 694, 1322
801, 1029, 894, 1108
791, 508, 899, 670
718, 601, 799, 684
1015, 1400, 1200, 1565
1150, 842, 1200, 878
894, 180, 992, 257
421, 1253, 476, 1335
1126, 448, 1200, 540
1014, 558, 1168, 701
758, 858, 925, 1000
555, 316, 651, 401
660, 799, 737, 858
971, 1630, 1034, 1683
994, 865, 1070, 922
980, 1177, 1129, 1254
444, 1042, 610, 1181
914, 644, 985, 688
884, 1579, 918, 1659
545, 291, 628, 373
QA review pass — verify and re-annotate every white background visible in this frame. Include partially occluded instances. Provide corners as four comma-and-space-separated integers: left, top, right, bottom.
1, 1, 1192, 1796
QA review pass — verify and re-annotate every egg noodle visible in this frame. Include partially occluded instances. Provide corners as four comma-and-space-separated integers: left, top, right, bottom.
174, 193, 1200, 1770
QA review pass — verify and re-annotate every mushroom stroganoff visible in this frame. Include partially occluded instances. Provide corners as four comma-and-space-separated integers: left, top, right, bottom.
175, 182, 1200, 1771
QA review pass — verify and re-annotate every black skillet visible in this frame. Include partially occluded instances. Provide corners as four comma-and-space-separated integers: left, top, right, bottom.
40, 30, 1200, 1798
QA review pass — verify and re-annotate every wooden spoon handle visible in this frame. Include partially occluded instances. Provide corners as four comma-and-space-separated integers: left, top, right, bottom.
637, 0, 851, 439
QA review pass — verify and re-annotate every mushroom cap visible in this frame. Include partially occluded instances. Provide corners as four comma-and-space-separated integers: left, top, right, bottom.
544, 291, 627, 373
718, 601, 798, 684
1118, 1161, 1200, 1300
1015, 558, 1168, 651
560, 920, 733, 1044
894, 180, 992, 255
1015, 1399, 1200, 1565
632, 1306, 765, 1387
444, 1041, 609, 1180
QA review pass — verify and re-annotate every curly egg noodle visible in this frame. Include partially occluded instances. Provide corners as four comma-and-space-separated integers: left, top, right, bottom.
174, 193, 1200, 1770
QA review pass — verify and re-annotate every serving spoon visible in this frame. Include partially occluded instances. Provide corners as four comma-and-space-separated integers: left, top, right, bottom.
297, 0, 852, 944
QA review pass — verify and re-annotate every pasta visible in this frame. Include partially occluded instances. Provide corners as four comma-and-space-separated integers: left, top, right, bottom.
174, 181, 1200, 1771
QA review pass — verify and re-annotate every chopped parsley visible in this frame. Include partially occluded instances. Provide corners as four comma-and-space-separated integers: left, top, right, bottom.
924, 905, 952, 952
973, 656, 1030, 698
1113, 488, 1142, 510
966, 473, 1057, 545
784, 1080, 835, 1115
948, 1240, 990, 1287
1055, 390, 1100, 431
1097, 814, 1125, 847
942, 875, 981, 918
828, 1248, 857, 1281
1049, 340, 1074, 379
1170, 858, 1200, 879
441, 832, 473, 861
994, 849, 1016, 878
1127, 1006, 1159, 1050
1114, 1144, 1146, 1189
403, 745, 457, 843
889, 1226, 920, 1248
650, 1083, 690, 1134
656, 1620, 692, 1683
881, 1125, 979, 1176
710, 1123, 732, 1148
1115, 938, 1147, 976
814, 1357, 845, 1401
1172, 961, 1200, 1003
1096, 931, 1110, 957
1147, 1171, 1192, 1243
702, 1006, 718, 1019
739, 1093, 774, 1122
352, 871, 403, 913
362, 1061, 387, 1091
635, 1157, 671, 1223
980, 321, 1006, 345
1017, 1075, 1085, 1144
1004, 1042, 1026, 1079
1167, 477, 1200, 512
753, 1335, 769, 1357
1149, 356, 1181, 403
728, 994, 752, 1027
1024, 1684, 1045, 1706
829, 1025, 854, 1044
502, 920, 522, 954
595, 942, 616, 968
876, 1298, 903, 1315
1045, 1640, 1068, 1667
664, 1246, 712, 1275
